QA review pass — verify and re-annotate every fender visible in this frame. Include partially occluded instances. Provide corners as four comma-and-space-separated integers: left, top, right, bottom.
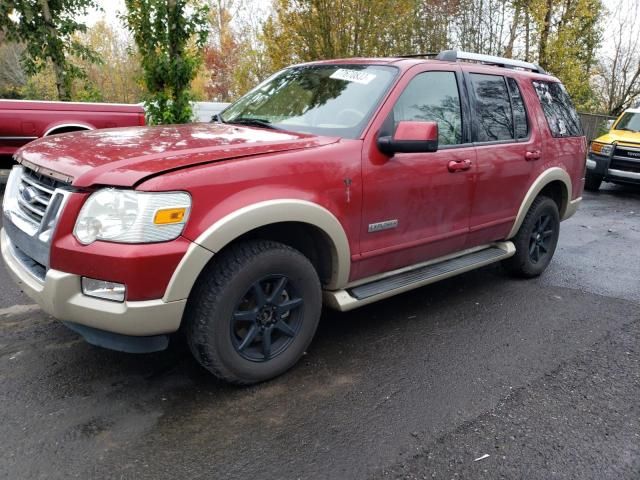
44, 122, 94, 136
507, 167, 573, 239
163, 199, 351, 302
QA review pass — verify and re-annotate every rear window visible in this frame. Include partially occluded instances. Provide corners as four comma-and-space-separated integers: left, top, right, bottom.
532, 81, 582, 137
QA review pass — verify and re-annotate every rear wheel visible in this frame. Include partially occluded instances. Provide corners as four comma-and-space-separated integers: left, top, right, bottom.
185, 240, 322, 385
503, 196, 560, 278
584, 172, 603, 192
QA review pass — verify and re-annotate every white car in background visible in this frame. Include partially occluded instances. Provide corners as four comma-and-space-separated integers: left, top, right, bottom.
192, 102, 230, 123
138, 101, 230, 123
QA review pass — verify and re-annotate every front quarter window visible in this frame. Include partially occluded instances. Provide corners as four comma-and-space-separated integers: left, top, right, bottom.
221, 65, 397, 139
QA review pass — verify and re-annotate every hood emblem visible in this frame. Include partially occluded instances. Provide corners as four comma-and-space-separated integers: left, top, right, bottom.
21, 186, 40, 205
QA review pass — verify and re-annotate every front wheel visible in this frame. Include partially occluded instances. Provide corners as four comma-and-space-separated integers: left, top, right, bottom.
503, 196, 560, 278
185, 240, 322, 385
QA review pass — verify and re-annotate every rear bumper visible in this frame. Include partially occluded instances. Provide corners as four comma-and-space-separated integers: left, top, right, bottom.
1, 228, 186, 337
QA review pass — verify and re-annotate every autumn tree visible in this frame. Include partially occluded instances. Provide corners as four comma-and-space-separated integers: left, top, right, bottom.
75, 20, 145, 103
262, 0, 416, 71
594, 0, 640, 115
0, 0, 100, 101
203, 0, 245, 101
122, 0, 209, 124
531, 0, 603, 109
0, 32, 27, 98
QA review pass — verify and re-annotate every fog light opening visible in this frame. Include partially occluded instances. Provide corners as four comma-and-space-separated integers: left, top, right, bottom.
81, 277, 126, 302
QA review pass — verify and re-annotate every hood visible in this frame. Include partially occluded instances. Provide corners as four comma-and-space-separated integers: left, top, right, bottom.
17, 123, 339, 188
595, 129, 640, 146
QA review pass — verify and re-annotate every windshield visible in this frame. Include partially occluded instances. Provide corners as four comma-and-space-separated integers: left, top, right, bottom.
614, 112, 640, 132
221, 65, 398, 139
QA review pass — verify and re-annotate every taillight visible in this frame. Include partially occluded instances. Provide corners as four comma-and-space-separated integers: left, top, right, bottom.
138, 112, 146, 126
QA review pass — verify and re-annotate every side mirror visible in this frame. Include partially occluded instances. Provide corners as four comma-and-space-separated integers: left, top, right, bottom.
378, 121, 439, 155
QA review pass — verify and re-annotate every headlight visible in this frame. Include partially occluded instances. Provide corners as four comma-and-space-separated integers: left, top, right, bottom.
590, 142, 613, 156
73, 189, 191, 245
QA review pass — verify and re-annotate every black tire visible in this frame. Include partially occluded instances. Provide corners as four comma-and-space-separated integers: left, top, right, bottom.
503, 196, 560, 278
185, 240, 322, 385
584, 172, 603, 192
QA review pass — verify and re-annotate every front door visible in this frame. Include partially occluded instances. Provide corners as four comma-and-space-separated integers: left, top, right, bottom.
355, 68, 475, 280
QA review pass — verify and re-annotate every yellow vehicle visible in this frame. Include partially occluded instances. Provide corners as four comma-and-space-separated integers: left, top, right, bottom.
586, 108, 640, 191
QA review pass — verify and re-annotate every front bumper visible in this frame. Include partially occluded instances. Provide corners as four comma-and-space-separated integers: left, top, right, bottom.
587, 152, 640, 183
1, 228, 186, 337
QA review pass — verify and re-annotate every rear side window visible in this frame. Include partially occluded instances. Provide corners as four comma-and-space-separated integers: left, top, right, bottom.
507, 78, 528, 139
393, 71, 463, 146
470, 74, 513, 142
532, 81, 582, 137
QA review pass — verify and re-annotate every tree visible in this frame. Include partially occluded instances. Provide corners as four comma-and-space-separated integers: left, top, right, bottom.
0, 32, 27, 98
594, 0, 640, 115
0, 0, 100, 101
75, 20, 145, 103
531, 0, 603, 109
202, 0, 245, 101
122, 0, 209, 124
262, 0, 416, 71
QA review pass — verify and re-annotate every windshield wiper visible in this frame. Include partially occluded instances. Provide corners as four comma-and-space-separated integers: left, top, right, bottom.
226, 117, 280, 130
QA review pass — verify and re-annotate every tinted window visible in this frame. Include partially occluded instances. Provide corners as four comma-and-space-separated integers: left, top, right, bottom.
393, 71, 462, 145
507, 77, 528, 139
532, 81, 582, 137
470, 74, 513, 142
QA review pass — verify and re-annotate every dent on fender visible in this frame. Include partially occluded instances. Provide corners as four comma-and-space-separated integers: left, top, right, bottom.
162, 199, 351, 303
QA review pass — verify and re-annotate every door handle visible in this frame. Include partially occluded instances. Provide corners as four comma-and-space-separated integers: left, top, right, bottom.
525, 150, 541, 161
448, 159, 472, 172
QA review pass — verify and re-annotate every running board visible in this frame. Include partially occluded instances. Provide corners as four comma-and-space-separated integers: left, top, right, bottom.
324, 242, 515, 311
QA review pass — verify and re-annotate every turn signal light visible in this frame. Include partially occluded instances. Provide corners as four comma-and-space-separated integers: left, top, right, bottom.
590, 142, 614, 156
154, 207, 187, 225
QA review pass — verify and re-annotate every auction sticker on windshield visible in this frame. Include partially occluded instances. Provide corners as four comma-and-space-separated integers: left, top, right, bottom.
330, 69, 377, 85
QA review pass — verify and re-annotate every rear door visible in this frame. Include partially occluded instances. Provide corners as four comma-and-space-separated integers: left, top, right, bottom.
465, 72, 540, 247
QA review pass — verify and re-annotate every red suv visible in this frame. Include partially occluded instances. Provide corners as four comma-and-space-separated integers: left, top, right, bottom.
1, 51, 586, 384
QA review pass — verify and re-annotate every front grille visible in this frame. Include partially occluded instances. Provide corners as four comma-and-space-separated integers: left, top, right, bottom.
612, 143, 640, 171
3, 165, 74, 273
16, 167, 69, 227
610, 158, 640, 173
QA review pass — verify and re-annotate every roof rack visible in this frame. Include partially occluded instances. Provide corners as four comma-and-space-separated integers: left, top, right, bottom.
398, 53, 439, 58
435, 49, 547, 74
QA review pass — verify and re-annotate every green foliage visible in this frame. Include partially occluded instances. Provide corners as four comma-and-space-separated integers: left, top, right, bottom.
0, 0, 101, 101
262, 0, 418, 71
122, 0, 209, 125
261, 0, 604, 112
531, 0, 603, 110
